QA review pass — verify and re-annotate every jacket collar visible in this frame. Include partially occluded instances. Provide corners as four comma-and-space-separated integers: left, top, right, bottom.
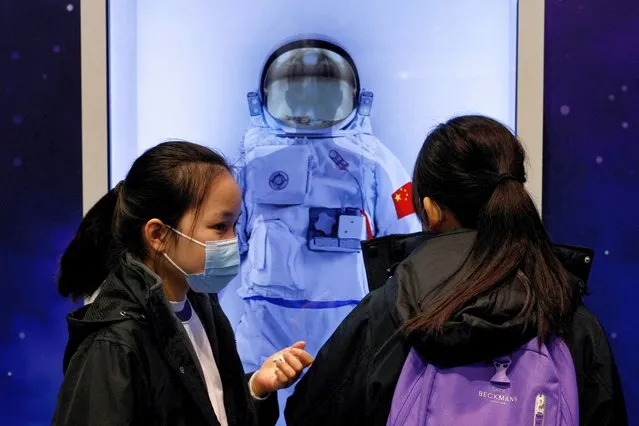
362, 230, 595, 367
361, 229, 594, 295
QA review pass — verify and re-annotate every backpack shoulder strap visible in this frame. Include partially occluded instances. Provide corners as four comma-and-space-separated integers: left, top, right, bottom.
387, 348, 430, 425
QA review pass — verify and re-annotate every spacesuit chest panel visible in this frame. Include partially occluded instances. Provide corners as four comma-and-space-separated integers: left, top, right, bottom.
246, 144, 311, 206
305, 138, 374, 253
244, 135, 374, 245
240, 134, 372, 301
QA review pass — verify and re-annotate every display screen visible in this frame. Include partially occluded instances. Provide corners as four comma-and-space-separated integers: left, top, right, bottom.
108, 0, 518, 186
107, 1, 519, 424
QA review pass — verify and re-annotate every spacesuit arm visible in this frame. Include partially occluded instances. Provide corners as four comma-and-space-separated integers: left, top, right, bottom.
218, 160, 249, 331
232, 160, 249, 255
373, 144, 421, 237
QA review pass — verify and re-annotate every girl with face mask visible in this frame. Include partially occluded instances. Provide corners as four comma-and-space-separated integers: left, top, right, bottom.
53, 141, 313, 426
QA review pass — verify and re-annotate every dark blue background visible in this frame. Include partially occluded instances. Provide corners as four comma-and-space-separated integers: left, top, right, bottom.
0, 0, 636, 424
544, 0, 638, 419
0, 1, 81, 424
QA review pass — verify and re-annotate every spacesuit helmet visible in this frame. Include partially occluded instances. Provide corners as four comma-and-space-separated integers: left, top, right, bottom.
260, 38, 360, 133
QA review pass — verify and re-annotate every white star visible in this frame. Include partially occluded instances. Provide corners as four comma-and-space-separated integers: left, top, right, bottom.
560, 105, 570, 116
604, 250, 610, 255
18, 332, 25, 340
7, 372, 12, 377
596, 156, 604, 164
610, 332, 617, 339
621, 122, 629, 129
66, 4, 74, 12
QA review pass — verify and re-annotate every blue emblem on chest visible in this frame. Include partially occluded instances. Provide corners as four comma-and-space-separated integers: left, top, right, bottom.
269, 171, 289, 190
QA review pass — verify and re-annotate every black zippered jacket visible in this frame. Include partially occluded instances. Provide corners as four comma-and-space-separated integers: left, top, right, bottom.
52, 254, 278, 426
285, 230, 627, 426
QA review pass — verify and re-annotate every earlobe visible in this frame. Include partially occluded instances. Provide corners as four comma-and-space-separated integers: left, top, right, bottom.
144, 218, 169, 254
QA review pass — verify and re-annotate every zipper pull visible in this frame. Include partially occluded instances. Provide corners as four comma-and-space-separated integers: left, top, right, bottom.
533, 394, 546, 426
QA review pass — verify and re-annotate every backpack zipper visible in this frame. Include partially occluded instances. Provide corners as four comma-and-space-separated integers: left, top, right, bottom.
533, 393, 546, 426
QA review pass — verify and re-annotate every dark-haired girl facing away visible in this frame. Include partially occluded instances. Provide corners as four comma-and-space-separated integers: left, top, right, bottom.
53, 141, 313, 426
285, 115, 627, 426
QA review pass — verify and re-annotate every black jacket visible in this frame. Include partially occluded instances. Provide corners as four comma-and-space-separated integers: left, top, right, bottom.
285, 230, 627, 426
52, 254, 278, 426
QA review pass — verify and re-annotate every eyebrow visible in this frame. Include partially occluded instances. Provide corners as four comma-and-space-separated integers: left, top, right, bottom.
221, 210, 240, 219
205, 210, 240, 222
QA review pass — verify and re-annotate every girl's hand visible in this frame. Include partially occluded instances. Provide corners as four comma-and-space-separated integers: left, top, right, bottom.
250, 341, 314, 398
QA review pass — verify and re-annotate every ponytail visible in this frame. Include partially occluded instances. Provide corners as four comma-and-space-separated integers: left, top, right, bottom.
407, 115, 573, 341
57, 182, 123, 301
407, 177, 572, 340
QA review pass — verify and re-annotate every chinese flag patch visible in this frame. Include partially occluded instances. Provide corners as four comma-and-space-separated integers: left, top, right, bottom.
392, 182, 415, 219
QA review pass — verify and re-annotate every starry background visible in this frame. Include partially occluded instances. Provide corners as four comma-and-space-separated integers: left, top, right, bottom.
0, 0, 636, 425
544, 0, 638, 420
0, 1, 82, 424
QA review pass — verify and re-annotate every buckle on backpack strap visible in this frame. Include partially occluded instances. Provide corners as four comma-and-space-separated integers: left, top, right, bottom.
490, 356, 512, 386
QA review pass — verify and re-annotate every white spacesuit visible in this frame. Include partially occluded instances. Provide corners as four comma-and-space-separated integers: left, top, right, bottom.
219, 37, 420, 419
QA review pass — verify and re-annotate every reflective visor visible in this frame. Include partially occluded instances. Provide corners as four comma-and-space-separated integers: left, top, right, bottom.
261, 40, 359, 131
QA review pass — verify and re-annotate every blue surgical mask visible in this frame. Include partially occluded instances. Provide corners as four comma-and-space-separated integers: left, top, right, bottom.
163, 227, 240, 294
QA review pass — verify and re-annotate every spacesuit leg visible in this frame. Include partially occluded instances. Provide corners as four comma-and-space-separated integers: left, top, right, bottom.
235, 299, 357, 425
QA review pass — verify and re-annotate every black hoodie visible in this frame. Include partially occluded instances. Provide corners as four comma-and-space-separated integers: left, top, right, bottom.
52, 254, 279, 426
284, 230, 627, 426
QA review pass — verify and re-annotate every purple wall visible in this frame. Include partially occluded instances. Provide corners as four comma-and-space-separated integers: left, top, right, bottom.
544, 0, 638, 421
0, 1, 82, 424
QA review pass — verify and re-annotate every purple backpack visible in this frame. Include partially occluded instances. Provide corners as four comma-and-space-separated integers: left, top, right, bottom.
387, 337, 579, 425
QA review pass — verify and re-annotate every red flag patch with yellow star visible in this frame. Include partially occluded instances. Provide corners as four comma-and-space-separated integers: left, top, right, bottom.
392, 182, 415, 219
